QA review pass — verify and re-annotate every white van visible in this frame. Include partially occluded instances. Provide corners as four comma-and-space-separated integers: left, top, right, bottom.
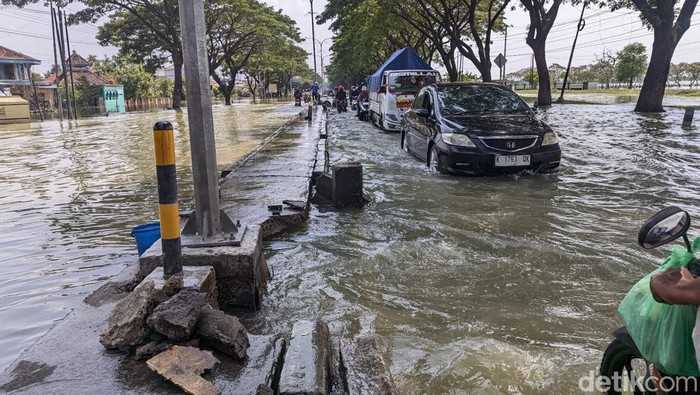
369, 70, 441, 131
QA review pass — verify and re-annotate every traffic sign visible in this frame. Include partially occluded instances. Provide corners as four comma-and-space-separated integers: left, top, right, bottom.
494, 53, 507, 69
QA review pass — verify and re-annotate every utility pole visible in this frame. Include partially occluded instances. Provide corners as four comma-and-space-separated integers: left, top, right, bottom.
179, 0, 222, 239
178, 0, 239, 245
63, 18, 77, 119
54, 7, 73, 120
309, 0, 317, 81
49, 1, 63, 120
530, 54, 534, 89
503, 26, 508, 82
557, 3, 587, 103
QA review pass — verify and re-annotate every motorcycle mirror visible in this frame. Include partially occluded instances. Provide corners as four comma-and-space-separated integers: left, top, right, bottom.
638, 206, 691, 250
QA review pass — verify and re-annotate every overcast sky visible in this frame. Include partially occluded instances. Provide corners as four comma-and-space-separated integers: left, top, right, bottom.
0, 1, 697, 79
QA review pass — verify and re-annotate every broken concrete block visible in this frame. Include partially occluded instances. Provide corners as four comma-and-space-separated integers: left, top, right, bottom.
100, 281, 157, 350
279, 320, 330, 395
196, 305, 250, 360
146, 345, 220, 395
134, 341, 172, 360
340, 337, 398, 395
147, 289, 207, 341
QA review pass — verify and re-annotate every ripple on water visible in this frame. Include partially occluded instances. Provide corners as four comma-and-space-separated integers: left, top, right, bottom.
251, 105, 700, 393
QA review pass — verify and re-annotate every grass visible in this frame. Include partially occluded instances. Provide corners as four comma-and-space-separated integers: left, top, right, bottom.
515, 88, 700, 97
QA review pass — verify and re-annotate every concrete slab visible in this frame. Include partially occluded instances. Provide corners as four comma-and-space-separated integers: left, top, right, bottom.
340, 337, 398, 395
140, 226, 269, 310
278, 320, 331, 395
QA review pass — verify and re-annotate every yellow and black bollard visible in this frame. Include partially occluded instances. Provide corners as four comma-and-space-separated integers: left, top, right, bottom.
153, 121, 182, 277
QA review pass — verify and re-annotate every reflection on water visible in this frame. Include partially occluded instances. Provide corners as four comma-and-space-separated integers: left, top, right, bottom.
0, 103, 300, 373
247, 103, 700, 393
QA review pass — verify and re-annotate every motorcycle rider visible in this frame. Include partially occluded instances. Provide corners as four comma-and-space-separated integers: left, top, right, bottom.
335, 85, 347, 112
294, 88, 302, 106
311, 82, 320, 103
355, 85, 369, 118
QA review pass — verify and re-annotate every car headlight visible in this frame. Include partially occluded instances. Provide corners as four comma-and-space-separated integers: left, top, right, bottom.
442, 133, 476, 147
542, 131, 559, 146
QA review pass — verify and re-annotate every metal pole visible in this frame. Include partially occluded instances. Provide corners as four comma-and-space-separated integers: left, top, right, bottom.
503, 26, 508, 82
319, 40, 324, 86
178, 0, 222, 238
557, 3, 586, 102
63, 19, 77, 119
49, 1, 63, 120
530, 55, 534, 89
310, 0, 317, 81
153, 121, 182, 278
54, 7, 73, 120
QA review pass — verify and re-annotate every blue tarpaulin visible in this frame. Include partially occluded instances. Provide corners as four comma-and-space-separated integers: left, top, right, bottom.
367, 47, 434, 93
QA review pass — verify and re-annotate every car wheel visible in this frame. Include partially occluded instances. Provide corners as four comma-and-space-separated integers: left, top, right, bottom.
429, 145, 440, 172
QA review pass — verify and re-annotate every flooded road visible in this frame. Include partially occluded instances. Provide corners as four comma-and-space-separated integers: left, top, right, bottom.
2, 98, 700, 394
0, 102, 301, 373
248, 103, 700, 393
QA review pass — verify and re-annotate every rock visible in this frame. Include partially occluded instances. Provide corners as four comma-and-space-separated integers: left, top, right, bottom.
196, 305, 249, 360
340, 337, 398, 395
154, 273, 185, 304
279, 320, 330, 395
134, 341, 172, 360
146, 345, 220, 395
147, 289, 207, 341
256, 383, 274, 395
100, 281, 157, 350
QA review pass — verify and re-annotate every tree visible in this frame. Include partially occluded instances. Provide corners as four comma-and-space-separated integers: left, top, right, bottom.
206, 0, 304, 105
589, 50, 616, 88
74, 0, 184, 109
615, 42, 647, 89
609, 0, 698, 111
320, 0, 437, 86
669, 62, 687, 87
519, 0, 565, 106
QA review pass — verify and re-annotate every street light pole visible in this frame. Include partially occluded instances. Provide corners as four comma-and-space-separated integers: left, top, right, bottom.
309, 0, 317, 81
317, 38, 331, 88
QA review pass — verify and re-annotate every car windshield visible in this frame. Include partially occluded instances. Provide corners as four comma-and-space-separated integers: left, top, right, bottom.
437, 85, 530, 116
388, 72, 439, 95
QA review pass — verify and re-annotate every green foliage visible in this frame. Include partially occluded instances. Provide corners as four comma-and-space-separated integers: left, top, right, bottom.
88, 56, 172, 100
74, 76, 103, 108
615, 42, 647, 88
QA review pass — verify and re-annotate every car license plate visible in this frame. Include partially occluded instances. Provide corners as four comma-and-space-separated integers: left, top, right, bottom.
494, 154, 530, 167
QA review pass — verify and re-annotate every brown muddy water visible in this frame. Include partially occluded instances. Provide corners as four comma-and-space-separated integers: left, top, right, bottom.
1, 99, 700, 394
245, 102, 700, 394
0, 102, 301, 374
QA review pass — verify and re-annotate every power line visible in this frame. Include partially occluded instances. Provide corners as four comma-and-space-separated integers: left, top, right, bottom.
0, 26, 104, 46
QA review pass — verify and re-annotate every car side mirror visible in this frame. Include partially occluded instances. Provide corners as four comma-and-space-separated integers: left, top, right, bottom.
415, 108, 429, 118
379, 85, 387, 94
638, 206, 691, 250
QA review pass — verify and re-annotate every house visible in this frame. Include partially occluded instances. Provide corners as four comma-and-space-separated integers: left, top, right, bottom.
46, 51, 126, 114
0, 44, 41, 122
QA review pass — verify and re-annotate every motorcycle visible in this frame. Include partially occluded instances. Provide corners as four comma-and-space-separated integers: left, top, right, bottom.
336, 99, 347, 113
600, 206, 700, 394
358, 99, 370, 121
294, 95, 302, 107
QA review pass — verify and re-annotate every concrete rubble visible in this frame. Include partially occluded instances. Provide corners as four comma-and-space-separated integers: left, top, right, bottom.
146, 345, 220, 395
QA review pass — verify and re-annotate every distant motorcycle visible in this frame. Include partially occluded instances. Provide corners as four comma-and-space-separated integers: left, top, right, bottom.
336, 99, 347, 113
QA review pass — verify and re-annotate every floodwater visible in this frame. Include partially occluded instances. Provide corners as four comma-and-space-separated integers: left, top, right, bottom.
0, 102, 301, 374
247, 102, 700, 394
2, 98, 700, 394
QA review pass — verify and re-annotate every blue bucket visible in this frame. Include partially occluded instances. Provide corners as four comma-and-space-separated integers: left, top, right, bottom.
131, 222, 161, 256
